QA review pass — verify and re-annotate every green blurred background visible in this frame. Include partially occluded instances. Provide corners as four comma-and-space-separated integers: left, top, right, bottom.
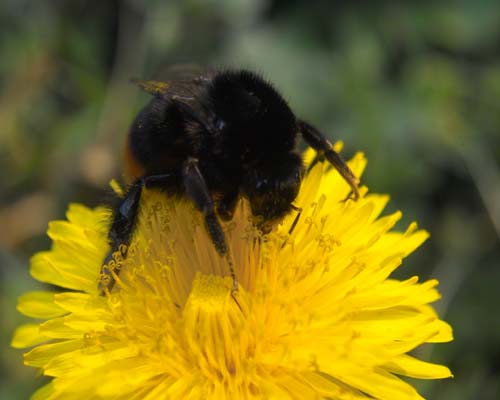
1, 1, 499, 398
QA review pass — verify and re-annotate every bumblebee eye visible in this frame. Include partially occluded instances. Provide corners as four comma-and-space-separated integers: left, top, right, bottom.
255, 178, 269, 190
215, 118, 226, 131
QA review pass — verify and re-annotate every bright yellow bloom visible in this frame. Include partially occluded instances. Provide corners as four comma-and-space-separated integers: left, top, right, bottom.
12, 146, 452, 399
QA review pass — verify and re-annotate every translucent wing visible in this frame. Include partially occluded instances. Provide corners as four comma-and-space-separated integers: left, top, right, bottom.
155, 64, 215, 82
131, 64, 216, 100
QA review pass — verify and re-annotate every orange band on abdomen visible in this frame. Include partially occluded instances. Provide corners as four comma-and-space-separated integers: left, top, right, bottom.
123, 136, 145, 183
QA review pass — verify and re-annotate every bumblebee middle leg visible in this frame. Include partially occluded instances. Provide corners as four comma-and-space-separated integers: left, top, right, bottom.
182, 158, 237, 289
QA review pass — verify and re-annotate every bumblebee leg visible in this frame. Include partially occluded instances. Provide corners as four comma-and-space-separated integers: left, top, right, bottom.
280, 206, 302, 249
298, 120, 360, 200
217, 190, 239, 221
306, 152, 325, 173
99, 173, 175, 294
183, 158, 237, 289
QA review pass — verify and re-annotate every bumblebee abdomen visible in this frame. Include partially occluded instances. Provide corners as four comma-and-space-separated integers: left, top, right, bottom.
123, 135, 146, 183
127, 98, 191, 178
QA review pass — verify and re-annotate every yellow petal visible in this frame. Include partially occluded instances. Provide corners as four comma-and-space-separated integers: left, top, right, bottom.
17, 291, 66, 319
384, 354, 453, 379
31, 381, 56, 400
11, 324, 49, 348
24, 340, 84, 369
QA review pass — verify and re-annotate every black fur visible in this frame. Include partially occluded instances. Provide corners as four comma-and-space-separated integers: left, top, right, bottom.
100, 69, 359, 293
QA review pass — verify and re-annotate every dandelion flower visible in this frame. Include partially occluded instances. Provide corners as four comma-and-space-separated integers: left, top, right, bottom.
12, 146, 452, 399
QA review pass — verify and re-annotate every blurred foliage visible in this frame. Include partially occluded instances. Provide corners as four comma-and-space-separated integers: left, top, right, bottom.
1, 1, 499, 399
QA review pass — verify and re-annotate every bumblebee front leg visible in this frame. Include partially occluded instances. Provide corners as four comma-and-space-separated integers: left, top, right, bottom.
99, 173, 175, 294
182, 158, 237, 290
298, 120, 360, 200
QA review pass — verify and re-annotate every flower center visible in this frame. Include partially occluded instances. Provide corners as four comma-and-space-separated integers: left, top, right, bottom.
181, 273, 259, 394
186, 273, 233, 310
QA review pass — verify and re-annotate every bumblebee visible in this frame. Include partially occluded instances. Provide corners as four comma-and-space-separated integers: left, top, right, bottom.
100, 68, 359, 292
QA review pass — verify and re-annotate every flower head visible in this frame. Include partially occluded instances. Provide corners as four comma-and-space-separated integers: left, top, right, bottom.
13, 146, 452, 399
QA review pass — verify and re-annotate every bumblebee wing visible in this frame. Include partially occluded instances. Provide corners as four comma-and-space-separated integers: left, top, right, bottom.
132, 65, 216, 100
132, 67, 216, 134
131, 78, 171, 97
156, 64, 215, 82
